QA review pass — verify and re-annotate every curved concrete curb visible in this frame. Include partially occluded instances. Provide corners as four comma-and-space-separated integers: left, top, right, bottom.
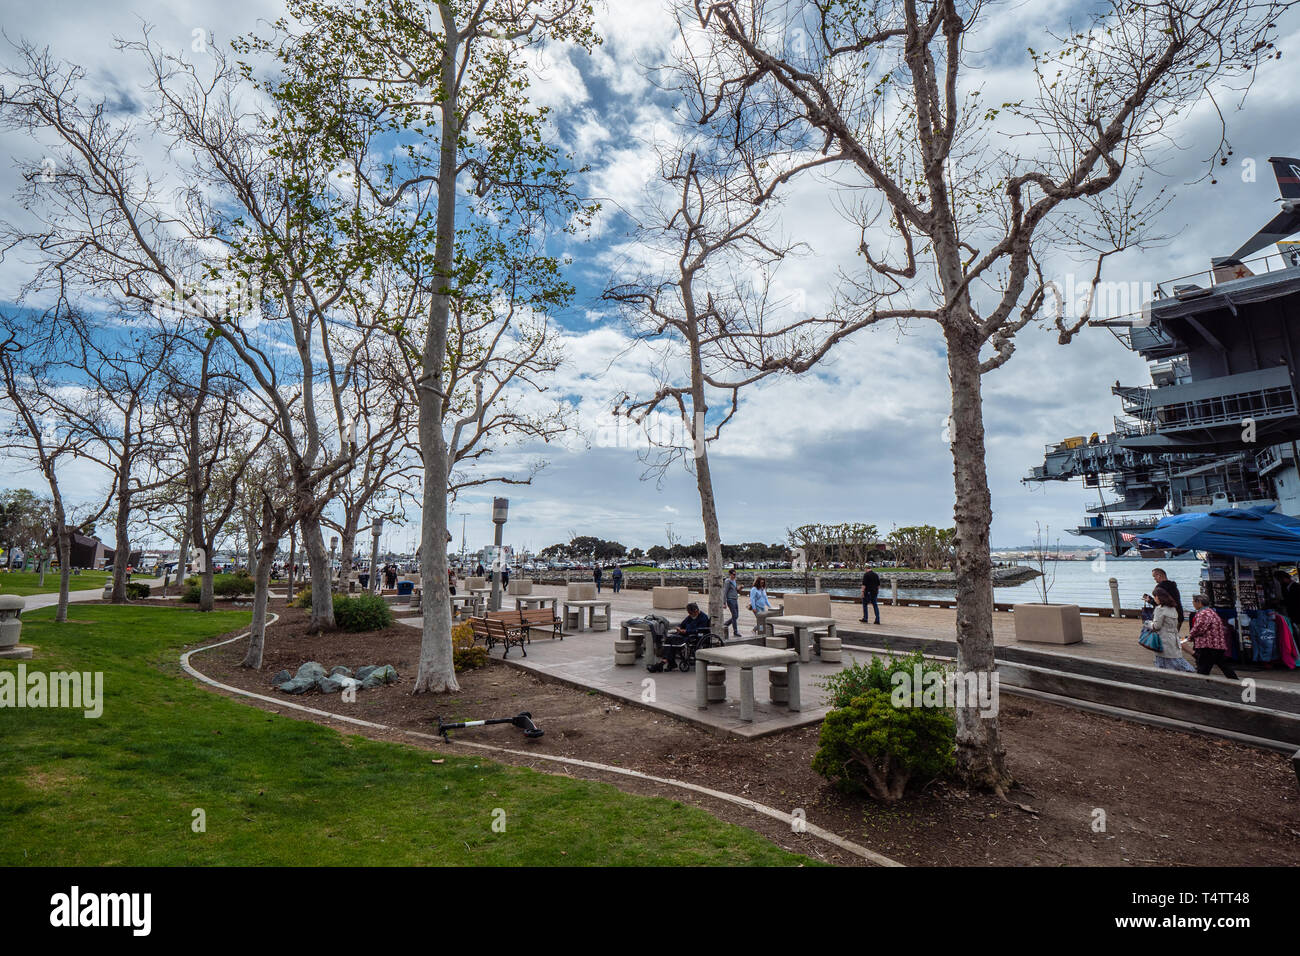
181, 619, 902, 867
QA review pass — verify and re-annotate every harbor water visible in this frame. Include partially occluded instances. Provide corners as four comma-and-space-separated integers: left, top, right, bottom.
822, 557, 1205, 609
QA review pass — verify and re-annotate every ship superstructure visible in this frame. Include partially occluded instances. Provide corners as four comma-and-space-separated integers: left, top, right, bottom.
1026, 157, 1300, 554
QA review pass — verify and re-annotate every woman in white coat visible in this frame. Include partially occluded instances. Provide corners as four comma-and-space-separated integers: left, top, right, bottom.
1151, 589, 1195, 672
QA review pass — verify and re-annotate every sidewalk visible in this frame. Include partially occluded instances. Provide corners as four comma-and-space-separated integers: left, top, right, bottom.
19, 576, 167, 611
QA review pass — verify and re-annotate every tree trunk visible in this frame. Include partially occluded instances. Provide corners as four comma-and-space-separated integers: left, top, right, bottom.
110, 477, 131, 604
173, 510, 190, 600
413, 22, 461, 695
246, 524, 259, 580
54, 525, 71, 624
199, 545, 215, 612
338, 522, 357, 590
301, 512, 334, 631
241, 539, 279, 669
286, 525, 296, 601
945, 328, 1011, 792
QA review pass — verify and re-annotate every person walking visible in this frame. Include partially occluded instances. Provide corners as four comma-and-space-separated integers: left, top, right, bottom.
1189, 594, 1240, 679
749, 576, 776, 634
1143, 568, 1183, 628
723, 569, 742, 638
860, 566, 881, 624
611, 566, 623, 593
593, 565, 603, 593
448, 568, 457, 595
1150, 588, 1194, 672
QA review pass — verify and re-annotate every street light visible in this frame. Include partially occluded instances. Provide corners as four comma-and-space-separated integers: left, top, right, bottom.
330, 535, 339, 591
489, 497, 508, 611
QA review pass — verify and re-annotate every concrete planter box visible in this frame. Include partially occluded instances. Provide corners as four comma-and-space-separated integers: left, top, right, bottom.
652, 586, 689, 610
1013, 603, 1083, 645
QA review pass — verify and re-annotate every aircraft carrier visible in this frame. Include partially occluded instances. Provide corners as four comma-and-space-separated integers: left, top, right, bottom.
1025, 157, 1300, 554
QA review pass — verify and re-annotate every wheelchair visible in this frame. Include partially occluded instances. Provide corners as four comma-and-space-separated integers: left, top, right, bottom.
662, 629, 726, 672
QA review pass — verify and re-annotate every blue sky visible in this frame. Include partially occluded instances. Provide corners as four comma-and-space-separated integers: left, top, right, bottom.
1, 0, 1298, 556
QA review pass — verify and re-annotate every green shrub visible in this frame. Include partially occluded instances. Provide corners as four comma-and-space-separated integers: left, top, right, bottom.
819, 649, 934, 709
184, 575, 199, 588
180, 584, 201, 603
292, 586, 313, 609
213, 573, 256, 597
332, 592, 393, 633
812, 690, 955, 802
452, 621, 489, 670
126, 582, 151, 599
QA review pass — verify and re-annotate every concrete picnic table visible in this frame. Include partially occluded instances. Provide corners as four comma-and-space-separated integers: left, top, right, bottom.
562, 598, 612, 632
451, 593, 485, 619
513, 595, 558, 612
764, 614, 837, 663
694, 644, 800, 721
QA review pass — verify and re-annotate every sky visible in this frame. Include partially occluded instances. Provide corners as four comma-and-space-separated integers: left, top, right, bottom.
1, 0, 1298, 557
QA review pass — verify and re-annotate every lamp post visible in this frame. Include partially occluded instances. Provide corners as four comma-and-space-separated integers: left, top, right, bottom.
489, 497, 508, 611
369, 517, 383, 594
330, 535, 339, 592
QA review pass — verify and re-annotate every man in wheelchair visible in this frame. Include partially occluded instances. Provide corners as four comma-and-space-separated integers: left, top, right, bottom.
648, 603, 715, 672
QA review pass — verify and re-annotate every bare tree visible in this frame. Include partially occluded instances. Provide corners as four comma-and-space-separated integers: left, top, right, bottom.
689, 0, 1293, 788
607, 147, 884, 626
0, 315, 108, 621
0, 35, 404, 631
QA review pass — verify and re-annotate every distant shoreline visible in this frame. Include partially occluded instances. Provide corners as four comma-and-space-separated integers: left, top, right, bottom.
527, 565, 1041, 590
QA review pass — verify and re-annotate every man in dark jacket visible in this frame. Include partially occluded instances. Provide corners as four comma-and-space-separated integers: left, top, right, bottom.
860, 567, 881, 624
1143, 568, 1183, 627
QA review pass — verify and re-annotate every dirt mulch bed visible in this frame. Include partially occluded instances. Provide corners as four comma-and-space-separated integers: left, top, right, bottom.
187, 604, 1300, 867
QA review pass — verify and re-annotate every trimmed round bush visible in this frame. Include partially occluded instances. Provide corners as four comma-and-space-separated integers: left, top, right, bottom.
812, 690, 955, 803
292, 586, 313, 609
180, 584, 201, 603
332, 592, 393, 633
125, 582, 151, 600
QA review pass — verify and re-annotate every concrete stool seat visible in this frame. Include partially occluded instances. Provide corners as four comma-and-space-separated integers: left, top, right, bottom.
819, 635, 843, 663
769, 666, 789, 704
765, 634, 792, 650
614, 638, 638, 666
707, 665, 727, 701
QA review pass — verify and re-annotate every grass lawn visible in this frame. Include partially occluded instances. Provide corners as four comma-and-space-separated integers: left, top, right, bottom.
0, 604, 810, 866
0, 569, 112, 596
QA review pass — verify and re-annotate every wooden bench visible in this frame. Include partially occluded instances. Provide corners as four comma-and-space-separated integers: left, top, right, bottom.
517, 605, 561, 642
469, 614, 528, 659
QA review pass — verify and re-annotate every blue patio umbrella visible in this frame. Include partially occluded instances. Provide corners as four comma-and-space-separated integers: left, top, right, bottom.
1135, 506, 1300, 563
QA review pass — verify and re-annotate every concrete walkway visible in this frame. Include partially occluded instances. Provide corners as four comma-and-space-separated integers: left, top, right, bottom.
16, 576, 167, 611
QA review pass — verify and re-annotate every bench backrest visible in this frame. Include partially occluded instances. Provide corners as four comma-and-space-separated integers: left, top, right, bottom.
652, 585, 689, 610
783, 592, 833, 617
519, 606, 557, 626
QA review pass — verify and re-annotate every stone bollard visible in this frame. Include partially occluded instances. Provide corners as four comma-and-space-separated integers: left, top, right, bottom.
814, 575, 821, 592
891, 576, 899, 606
659, 573, 666, 587
1109, 577, 1122, 618
0, 594, 29, 659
